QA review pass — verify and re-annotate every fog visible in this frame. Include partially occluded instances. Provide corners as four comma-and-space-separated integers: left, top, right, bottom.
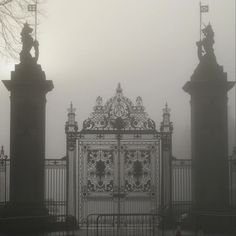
0, 0, 235, 158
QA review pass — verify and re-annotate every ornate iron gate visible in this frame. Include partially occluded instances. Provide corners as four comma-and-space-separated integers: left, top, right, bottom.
65, 85, 173, 224
78, 133, 161, 224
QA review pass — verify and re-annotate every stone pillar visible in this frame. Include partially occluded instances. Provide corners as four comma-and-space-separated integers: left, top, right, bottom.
2, 63, 53, 216
183, 24, 235, 211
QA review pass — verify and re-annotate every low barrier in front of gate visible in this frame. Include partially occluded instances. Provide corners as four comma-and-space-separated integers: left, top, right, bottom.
86, 213, 164, 236
194, 212, 236, 236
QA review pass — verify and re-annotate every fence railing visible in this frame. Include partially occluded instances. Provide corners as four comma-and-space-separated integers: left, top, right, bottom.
0, 159, 10, 204
86, 213, 164, 236
172, 159, 192, 203
1, 156, 235, 229
0, 158, 68, 222
44, 159, 68, 219
229, 159, 236, 207
172, 159, 236, 208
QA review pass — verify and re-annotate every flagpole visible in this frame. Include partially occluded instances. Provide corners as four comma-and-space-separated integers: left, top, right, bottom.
234, 28, 236, 153
199, 1, 202, 41
35, 0, 37, 40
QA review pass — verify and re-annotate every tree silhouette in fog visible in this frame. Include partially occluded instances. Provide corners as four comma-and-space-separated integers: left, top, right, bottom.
0, 0, 44, 58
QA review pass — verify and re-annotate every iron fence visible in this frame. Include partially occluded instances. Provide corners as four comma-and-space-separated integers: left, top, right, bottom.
1, 154, 235, 234
86, 213, 164, 236
44, 159, 68, 220
171, 158, 236, 232
172, 158, 236, 208
171, 159, 192, 228
229, 159, 236, 207
172, 159, 192, 203
0, 158, 10, 205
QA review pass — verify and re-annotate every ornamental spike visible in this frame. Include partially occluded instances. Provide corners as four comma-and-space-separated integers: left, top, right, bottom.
116, 83, 123, 94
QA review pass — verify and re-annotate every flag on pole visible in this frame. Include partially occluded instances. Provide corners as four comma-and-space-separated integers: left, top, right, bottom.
200, 5, 209, 13
28, 4, 37, 12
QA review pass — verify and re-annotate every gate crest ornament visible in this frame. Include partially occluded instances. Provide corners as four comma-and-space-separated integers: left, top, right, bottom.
83, 83, 156, 131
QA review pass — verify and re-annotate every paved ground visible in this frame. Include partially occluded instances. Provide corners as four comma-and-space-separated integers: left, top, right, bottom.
43, 230, 234, 236
1, 229, 234, 236
41, 229, 201, 236
41, 230, 194, 236
77, 229, 194, 236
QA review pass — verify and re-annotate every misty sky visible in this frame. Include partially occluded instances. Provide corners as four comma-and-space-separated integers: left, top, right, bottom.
0, 0, 235, 158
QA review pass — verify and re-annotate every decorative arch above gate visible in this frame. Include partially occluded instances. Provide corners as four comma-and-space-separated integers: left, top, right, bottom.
82, 83, 156, 131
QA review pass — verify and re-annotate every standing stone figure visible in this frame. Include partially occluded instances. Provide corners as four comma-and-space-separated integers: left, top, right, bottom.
196, 23, 217, 65
20, 23, 39, 64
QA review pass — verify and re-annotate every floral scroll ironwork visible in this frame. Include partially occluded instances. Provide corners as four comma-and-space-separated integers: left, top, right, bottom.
87, 150, 114, 192
124, 150, 151, 192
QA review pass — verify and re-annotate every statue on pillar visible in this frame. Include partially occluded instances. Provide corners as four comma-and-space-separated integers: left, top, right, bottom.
20, 23, 39, 64
196, 23, 217, 65
193, 23, 224, 80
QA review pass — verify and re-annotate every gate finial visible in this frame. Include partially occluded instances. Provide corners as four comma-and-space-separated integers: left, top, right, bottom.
160, 103, 173, 133
0, 146, 7, 159
116, 83, 123, 94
